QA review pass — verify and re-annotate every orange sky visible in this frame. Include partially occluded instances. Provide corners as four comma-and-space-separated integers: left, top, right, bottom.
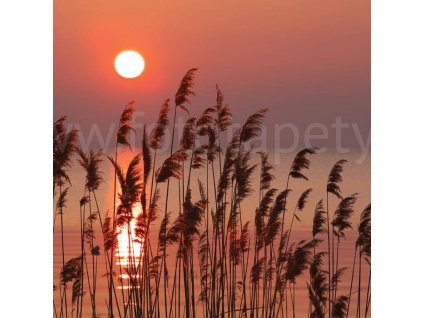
54, 0, 370, 148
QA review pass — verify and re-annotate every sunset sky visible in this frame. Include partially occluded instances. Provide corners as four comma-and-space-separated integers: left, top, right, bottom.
54, 0, 370, 149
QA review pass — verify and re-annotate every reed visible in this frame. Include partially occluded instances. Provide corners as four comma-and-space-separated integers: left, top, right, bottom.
326, 159, 347, 318
54, 69, 370, 318
53, 116, 78, 318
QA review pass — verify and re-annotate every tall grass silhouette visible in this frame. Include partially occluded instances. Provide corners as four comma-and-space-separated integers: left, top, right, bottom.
53, 69, 370, 318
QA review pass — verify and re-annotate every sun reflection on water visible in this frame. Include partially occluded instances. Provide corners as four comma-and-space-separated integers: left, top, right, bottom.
116, 203, 145, 289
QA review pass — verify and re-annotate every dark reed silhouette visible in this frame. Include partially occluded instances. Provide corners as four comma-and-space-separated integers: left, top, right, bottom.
53, 69, 370, 318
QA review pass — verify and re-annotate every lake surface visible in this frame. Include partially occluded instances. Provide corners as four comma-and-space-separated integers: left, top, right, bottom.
53, 149, 370, 317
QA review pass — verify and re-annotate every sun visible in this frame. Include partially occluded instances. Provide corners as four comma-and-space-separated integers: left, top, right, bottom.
114, 50, 145, 78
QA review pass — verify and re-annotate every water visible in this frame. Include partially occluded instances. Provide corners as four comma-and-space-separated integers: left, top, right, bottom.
53, 149, 370, 317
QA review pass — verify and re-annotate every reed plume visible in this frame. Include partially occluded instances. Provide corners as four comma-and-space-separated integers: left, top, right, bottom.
255, 188, 277, 250
158, 212, 172, 254
197, 107, 216, 136
155, 150, 187, 183
215, 85, 232, 132
289, 148, 318, 181
265, 189, 290, 246
240, 108, 268, 143
357, 204, 371, 258
251, 256, 265, 286
56, 187, 69, 211
148, 188, 161, 225
259, 152, 275, 191
142, 126, 152, 184
285, 239, 318, 317
191, 146, 206, 170
102, 214, 117, 252
332, 295, 349, 318
285, 239, 317, 283
180, 117, 197, 151
77, 149, 103, 192
233, 149, 257, 203
60, 255, 83, 310
332, 194, 358, 238
327, 159, 348, 199
216, 144, 236, 205
229, 221, 250, 266
136, 188, 160, 241
175, 68, 198, 113
313, 199, 327, 238
108, 153, 143, 226
149, 99, 170, 150
297, 188, 313, 212
168, 187, 206, 247
116, 100, 135, 149
83, 213, 97, 244
53, 116, 78, 191
331, 267, 347, 291
141, 126, 151, 214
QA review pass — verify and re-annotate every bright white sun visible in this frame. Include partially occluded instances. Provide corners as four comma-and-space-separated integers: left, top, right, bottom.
114, 51, 145, 78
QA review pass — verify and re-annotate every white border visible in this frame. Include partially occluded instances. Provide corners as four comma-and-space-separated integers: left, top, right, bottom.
373, 0, 423, 316
0, 0, 52, 316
